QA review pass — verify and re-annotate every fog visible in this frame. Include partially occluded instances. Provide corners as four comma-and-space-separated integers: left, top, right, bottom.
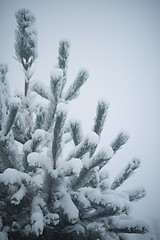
0, 0, 160, 224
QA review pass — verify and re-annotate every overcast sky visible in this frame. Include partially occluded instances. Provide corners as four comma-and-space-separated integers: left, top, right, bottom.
0, 0, 160, 222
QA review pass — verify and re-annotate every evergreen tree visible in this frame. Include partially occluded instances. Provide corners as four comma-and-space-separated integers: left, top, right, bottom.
0, 9, 156, 240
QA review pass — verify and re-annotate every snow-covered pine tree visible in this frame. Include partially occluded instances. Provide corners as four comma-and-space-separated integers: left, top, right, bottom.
0, 8, 156, 240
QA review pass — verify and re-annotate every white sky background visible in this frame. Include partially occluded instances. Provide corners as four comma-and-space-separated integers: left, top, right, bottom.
0, 0, 160, 222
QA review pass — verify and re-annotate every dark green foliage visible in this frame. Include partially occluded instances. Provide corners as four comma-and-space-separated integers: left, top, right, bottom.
0, 64, 9, 130
0, 134, 23, 172
70, 120, 82, 145
90, 148, 111, 169
58, 40, 70, 92
111, 158, 140, 190
31, 82, 49, 99
65, 70, 89, 101
66, 132, 98, 161
15, 8, 37, 96
50, 71, 63, 100
43, 70, 63, 131
126, 187, 146, 202
93, 100, 109, 136
52, 105, 67, 169
35, 106, 46, 130
15, 8, 37, 69
111, 223, 148, 234
0, 137, 14, 170
58, 40, 70, 70
111, 131, 129, 153
4, 100, 19, 136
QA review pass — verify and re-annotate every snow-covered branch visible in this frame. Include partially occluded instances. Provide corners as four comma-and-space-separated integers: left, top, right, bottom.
111, 131, 129, 153
52, 103, 67, 169
65, 69, 89, 102
93, 100, 109, 136
111, 158, 141, 190
70, 119, 83, 146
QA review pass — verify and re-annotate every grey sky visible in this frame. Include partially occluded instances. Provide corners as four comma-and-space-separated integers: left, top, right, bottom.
0, 0, 160, 221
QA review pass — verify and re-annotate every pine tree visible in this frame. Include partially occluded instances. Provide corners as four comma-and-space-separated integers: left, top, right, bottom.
0, 8, 156, 240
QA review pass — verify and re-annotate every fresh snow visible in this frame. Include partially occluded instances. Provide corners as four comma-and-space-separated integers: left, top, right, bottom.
32, 129, 47, 140
59, 158, 83, 176
66, 132, 99, 161
0, 231, 8, 240
11, 96, 21, 107
31, 211, 44, 236
98, 98, 110, 107
32, 195, 46, 209
44, 213, 59, 226
125, 186, 146, 201
25, 67, 34, 79
116, 218, 149, 231
99, 165, 110, 180
63, 223, 85, 235
57, 102, 68, 114
83, 146, 113, 169
11, 184, 26, 204
59, 191, 79, 224
30, 196, 46, 236
27, 152, 52, 169
98, 179, 110, 191
73, 190, 91, 209
51, 68, 63, 79
32, 171, 44, 188
86, 222, 105, 233
82, 187, 132, 215
30, 80, 50, 100
0, 168, 31, 185
0, 168, 44, 189
86, 131, 99, 145
111, 158, 141, 189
